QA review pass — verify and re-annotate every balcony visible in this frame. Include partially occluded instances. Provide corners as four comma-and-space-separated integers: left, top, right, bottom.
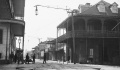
57, 30, 120, 42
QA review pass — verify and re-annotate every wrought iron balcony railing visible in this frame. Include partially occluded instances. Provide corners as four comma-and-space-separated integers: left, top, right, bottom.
57, 30, 120, 42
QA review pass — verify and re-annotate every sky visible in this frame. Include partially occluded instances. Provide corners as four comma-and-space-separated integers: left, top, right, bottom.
24, 0, 120, 51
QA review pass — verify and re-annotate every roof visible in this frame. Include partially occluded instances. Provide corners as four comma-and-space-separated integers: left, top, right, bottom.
81, 0, 120, 16
57, 0, 120, 28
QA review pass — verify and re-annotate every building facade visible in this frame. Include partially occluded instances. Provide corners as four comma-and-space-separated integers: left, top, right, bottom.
57, 0, 120, 65
0, 0, 25, 63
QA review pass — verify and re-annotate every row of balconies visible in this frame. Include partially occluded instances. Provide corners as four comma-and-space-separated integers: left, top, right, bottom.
57, 30, 120, 42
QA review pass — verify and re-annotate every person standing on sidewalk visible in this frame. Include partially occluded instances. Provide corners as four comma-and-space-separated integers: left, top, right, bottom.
67, 55, 70, 64
26, 53, 29, 64
43, 52, 46, 64
32, 53, 35, 64
14, 53, 17, 63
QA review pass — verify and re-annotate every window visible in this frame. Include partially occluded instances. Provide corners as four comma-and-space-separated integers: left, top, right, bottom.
97, 2, 106, 13
0, 29, 3, 44
110, 2, 118, 13
89, 49, 93, 58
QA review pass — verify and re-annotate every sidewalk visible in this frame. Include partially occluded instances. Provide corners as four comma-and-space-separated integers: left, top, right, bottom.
0, 59, 120, 70
46, 59, 120, 70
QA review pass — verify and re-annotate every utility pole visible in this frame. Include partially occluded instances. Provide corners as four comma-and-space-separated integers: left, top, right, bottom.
67, 10, 76, 64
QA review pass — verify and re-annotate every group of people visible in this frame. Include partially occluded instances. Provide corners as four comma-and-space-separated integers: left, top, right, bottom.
9, 52, 36, 64
9, 52, 70, 64
25, 53, 36, 64
9, 52, 23, 64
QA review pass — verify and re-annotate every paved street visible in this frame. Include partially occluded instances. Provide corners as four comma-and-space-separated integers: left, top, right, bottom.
0, 59, 120, 70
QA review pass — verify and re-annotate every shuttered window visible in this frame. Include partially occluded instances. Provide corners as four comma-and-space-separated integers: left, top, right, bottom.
0, 29, 3, 44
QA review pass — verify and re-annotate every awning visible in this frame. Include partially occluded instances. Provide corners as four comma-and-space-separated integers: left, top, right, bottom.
0, 19, 25, 25
0, 19, 25, 36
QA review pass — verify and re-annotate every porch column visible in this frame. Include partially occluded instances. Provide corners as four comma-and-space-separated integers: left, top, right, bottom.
71, 12, 76, 64
66, 19, 70, 62
85, 18, 88, 62
6, 27, 9, 60
56, 28, 58, 61
22, 25, 25, 59
101, 19, 104, 33
101, 19, 104, 64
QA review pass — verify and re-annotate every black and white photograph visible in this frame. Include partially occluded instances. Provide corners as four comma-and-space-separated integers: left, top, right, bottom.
0, 0, 120, 70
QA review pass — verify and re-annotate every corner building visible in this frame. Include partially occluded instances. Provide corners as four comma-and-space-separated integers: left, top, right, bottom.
57, 0, 120, 65
0, 0, 25, 63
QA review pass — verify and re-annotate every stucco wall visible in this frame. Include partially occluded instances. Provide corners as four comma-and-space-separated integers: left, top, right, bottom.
0, 23, 10, 60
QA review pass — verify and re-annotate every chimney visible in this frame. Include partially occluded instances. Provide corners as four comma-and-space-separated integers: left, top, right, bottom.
86, 3, 90, 6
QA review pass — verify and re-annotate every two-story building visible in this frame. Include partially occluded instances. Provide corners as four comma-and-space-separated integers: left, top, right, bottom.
0, 0, 25, 64
57, 0, 120, 65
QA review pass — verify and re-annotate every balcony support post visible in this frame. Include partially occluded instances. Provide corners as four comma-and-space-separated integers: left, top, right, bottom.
71, 11, 76, 64
85, 18, 88, 32
56, 28, 58, 61
85, 19, 88, 62
101, 19, 104, 33
101, 19, 104, 64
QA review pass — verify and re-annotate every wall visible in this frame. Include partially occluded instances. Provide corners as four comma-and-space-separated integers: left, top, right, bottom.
0, 23, 10, 60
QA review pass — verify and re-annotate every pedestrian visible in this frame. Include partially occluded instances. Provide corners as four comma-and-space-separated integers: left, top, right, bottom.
26, 53, 29, 64
43, 52, 46, 64
67, 55, 70, 64
17, 52, 21, 64
14, 53, 17, 63
32, 53, 35, 64
9, 52, 14, 63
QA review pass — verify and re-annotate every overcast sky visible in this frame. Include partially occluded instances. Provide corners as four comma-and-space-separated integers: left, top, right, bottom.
24, 0, 120, 51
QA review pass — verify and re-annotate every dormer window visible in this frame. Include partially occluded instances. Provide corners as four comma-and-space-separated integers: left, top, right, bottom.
97, 2, 106, 13
110, 2, 118, 13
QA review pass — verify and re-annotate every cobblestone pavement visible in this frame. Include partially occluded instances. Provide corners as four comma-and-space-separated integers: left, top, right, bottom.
0, 59, 120, 70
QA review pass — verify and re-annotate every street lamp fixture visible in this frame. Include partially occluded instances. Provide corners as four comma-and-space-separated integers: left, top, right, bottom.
18, 37, 21, 51
35, 6, 38, 15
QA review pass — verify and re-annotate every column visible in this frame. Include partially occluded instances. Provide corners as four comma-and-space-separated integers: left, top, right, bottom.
56, 28, 59, 61
85, 18, 88, 63
101, 19, 104, 33
101, 19, 104, 64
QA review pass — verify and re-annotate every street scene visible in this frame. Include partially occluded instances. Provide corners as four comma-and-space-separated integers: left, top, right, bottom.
0, 0, 120, 70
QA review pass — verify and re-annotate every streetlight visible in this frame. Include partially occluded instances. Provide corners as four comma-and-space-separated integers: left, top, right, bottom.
18, 37, 21, 51
35, 6, 38, 15
34, 5, 70, 15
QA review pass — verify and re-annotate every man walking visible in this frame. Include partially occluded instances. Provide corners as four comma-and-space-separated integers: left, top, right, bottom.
32, 53, 35, 64
43, 52, 46, 64
26, 53, 29, 64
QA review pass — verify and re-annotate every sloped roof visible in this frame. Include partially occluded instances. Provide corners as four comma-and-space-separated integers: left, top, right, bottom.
81, 0, 120, 16
57, 0, 120, 28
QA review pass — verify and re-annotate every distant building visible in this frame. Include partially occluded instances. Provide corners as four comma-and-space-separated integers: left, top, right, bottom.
0, 0, 25, 63
33, 38, 56, 60
57, 0, 120, 65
